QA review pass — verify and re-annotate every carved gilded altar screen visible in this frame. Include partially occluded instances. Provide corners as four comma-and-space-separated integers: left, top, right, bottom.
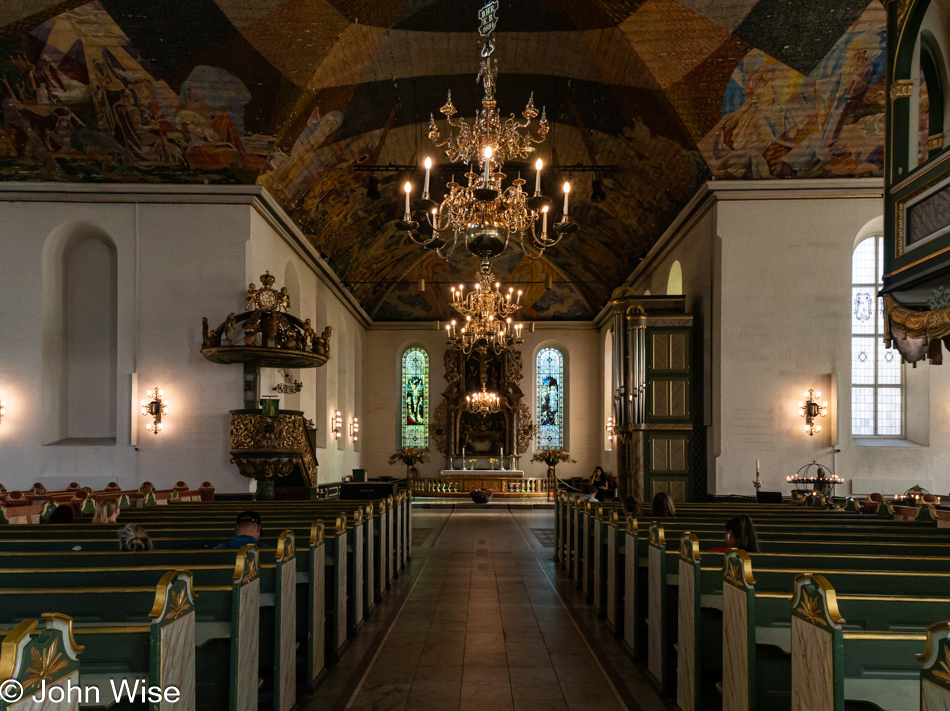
401, 348, 429, 448
536, 348, 564, 449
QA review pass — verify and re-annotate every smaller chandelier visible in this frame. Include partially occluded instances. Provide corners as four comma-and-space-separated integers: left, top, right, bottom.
465, 384, 501, 416
445, 268, 523, 355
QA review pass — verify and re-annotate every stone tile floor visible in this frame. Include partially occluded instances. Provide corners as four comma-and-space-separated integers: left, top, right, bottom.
304, 510, 668, 711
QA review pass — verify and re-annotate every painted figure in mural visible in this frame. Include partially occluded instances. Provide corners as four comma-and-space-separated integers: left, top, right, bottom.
406, 375, 426, 426
539, 376, 559, 427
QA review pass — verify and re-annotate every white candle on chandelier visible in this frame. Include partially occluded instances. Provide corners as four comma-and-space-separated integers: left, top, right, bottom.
404, 181, 412, 216
423, 157, 432, 194
535, 158, 543, 193
542, 204, 548, 234
495, 282, 500, 293
483, 146, 493, 186
563, 181, 571, 216
517, 289, 522, 304
451, 319, 456, 336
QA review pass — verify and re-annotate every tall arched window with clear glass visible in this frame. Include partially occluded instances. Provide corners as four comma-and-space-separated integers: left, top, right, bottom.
401, 348, 429, 448
536, 348, 564, 449
852, 236, 903, 436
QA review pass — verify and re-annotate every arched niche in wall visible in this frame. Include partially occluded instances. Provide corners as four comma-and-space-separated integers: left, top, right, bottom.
667, 261, 683, 296
41, 222, 118, 445
281, 260, 302, 411
312, 287, 329, 448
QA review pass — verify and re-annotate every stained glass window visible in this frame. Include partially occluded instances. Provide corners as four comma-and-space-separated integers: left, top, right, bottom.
851, 236, 902, 437
401, 348, 429, 448
536, 348, 564, 449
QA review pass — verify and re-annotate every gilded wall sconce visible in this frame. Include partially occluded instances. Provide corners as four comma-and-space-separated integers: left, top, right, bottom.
799, 389, 828, 436
605, 416, 614, 442
141, 388, 168, 435
350, 417, 360, 442
332, 410, 343, 439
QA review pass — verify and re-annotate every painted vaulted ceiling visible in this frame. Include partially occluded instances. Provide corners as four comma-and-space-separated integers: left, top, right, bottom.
0, 0, 886, 320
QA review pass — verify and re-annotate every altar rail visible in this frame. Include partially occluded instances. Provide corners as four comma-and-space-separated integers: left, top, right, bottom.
415, 477, 553, 497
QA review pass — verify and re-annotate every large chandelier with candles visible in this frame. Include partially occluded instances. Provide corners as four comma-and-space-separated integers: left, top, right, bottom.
465, 384, 502, 416
397, 0, 577, 267
445, 268, 524, 355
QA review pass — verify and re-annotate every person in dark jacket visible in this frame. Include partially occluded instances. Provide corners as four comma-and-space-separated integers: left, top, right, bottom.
215, 510, 270, 549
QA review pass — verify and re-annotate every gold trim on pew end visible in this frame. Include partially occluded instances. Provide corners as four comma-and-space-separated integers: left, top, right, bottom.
680, 532, 700, 563
40, 613, 85, 656
916, 620, 950, 664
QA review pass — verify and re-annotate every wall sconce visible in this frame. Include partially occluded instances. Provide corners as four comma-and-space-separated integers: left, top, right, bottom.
0, 398, 5, 424
799, 389, 827, 436
332, 410, 342, 439
350, 417, 360, 442
605, 416, 614, 441
141, 387, 168, 435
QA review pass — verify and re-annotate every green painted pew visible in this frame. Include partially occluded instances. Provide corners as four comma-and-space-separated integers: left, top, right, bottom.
0, 614, 85, 711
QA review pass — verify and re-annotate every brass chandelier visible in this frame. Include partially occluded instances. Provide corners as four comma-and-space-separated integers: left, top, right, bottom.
465, 384, 502, 416
444, 268, 523, 355
397, 0, 577, 267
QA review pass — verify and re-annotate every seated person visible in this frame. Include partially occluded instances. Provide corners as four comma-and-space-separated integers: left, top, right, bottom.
47, 505, 74, 523
651, 491, 676, 517
709, 514, 759, 553
215, 510, 271, 549
118, 523, 153, 552
92, 498, 120, 524
580, 484, 599, 502
622, 496, 641, 517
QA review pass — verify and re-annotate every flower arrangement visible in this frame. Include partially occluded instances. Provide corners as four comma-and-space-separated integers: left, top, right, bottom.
531, 448, 576, 466
470, 487, 493, 504
388, 447, 431, 467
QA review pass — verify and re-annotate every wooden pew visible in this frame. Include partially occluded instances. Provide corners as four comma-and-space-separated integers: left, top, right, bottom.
789, 574, 929, 711
0, 614, 84, 711
918, 621, 950, 710
0, 571, 198, 709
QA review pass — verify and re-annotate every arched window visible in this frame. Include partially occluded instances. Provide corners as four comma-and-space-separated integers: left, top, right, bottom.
667, 261, 683, 295
536, 347, 564, 449
401, 348, 429, 448
852, 236, 902, 436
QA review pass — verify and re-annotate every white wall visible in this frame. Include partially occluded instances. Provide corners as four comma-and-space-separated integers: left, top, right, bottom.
363, 325, 603, 482
0, 185, 366, 493
626, 179, 950, 498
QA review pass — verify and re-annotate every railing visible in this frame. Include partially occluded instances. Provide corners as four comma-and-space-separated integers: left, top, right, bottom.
414, 478, 554, 495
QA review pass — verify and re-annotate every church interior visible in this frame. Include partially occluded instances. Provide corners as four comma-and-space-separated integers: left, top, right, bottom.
2, 0, 950, 709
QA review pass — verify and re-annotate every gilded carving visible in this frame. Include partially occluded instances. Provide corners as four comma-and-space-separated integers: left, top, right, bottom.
229, 412, 317, 485
516, 401, 535, 453
432, 401, 448, 453
889, 79, 913, 101
166, 587, 191, 621
23, 639, 67, 691
795, 590, 826, 626
201, 271, 331, 369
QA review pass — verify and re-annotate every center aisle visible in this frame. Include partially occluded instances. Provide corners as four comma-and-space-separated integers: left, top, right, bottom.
306, 509, 665, 711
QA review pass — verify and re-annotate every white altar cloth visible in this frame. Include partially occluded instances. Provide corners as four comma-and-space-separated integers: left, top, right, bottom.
440, 469, 525, 478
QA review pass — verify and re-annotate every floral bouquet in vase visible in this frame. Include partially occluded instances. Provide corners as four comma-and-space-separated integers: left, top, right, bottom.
531, 448, 576, 468
532, 449, 575, 501
388, 447, 431, 478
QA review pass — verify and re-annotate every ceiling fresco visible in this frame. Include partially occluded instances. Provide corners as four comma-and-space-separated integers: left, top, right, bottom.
0, 0, 887, 320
